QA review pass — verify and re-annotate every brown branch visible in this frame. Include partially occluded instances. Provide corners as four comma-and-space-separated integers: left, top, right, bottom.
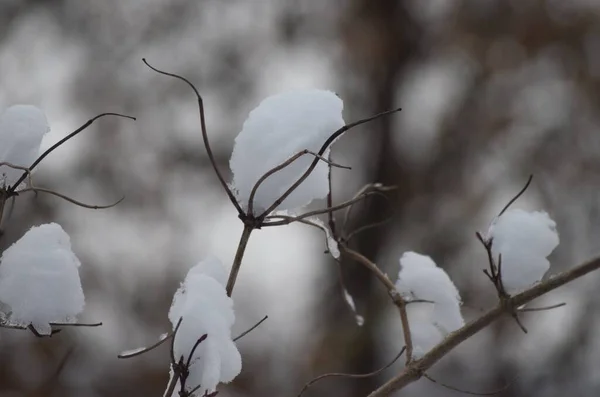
424, 373, 513, 396
20, 187, 124, 209
142, 58, 244, 217
296, 346, 405, 397
225, 224, 254, 296
498, 174, 533, 217
233, 315, 268, 342
342, 247, 414, 363
367, 255, 600, 397
118, 332, 174, 359
257, 108, 402, 221
9, 113, 136, 193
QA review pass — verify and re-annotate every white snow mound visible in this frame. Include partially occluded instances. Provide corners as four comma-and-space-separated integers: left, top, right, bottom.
0, 223, 84, 335
229, 89, 345, 214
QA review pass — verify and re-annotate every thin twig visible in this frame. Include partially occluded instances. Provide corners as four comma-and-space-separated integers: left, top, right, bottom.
367, 255, 600, 397
50, 321, 103, 327
498, 174, 533, 217
142, 58, 244, 216
233, 315, 269, 342
247, 149, 350, 216
186, 334, 208, 369
296, 346, 406, 397
9, 113, 136, 193
342, 248, 413, 363
20, 187, 124, 209
118, 332, 174, 359
424, 373, 513, 396
519, 302, 566, 312
327, 153, 336, 238
257, 108, 402, 221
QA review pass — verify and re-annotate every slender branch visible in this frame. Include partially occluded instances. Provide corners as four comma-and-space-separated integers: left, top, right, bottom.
248, 149, 349, 216
118, 332, 174, 359
142, 58, 244, 216
186, 334, 208, 369
424, 373, 513, 396
8, 113, 136, 193
519, 302, 566, 312
233, 315, 268, 342
257, 108, 402, 221
225, 225, 254, 296
20, 187, 124, 209
342, 247, 414, 362
498, 174, 533, 217
296, 346, 406, 397
367, 255, 600, 397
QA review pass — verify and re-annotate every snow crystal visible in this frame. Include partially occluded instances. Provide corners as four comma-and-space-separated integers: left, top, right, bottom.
0, 223, 84, 335
229, 89, 345, 215
168, 257, 241, 395
487, 209, 559, 294
395, 252, 464, 356
0, 105, 49, 189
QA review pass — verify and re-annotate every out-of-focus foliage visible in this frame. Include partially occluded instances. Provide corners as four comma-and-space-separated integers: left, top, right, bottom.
1, 1, 599, 396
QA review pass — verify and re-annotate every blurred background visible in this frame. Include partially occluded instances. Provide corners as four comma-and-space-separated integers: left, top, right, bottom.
1, 0, 600, 396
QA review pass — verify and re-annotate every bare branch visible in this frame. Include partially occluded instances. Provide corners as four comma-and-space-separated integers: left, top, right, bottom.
257, 108, 402, 221
20, 187, 124, 209
142, 58, 244, 217
118, 332, 174, 359
9, 113, 136, 193
296, 346, 405, 397
247, 149, 349, 216
498, 174, 533, 217
367, 255, 600, 397
424, 373, 513, 396
233, 315, 268, 342
518, 302, 566, 312
225, 224, 254, 296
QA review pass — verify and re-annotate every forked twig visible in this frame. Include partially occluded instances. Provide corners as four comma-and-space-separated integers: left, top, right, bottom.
424, 373, 514, 396
233, 315, 268, 342
257, 108, 402, 221
9, 113, 136, 193
142, 58, 244, 217
296, 346, 406, 397
247, 149, 350, 216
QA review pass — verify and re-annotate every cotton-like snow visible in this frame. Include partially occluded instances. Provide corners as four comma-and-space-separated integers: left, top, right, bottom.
0, 105, 50, 189
0, 223, 84, 335
487, 209, 559, 294
395, 252, 464, 356
229, 89, 345, 215
168, 257, 241, 395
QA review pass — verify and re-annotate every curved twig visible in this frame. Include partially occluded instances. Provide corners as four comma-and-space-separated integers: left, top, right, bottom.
424, 373, 513, 396
142, 58, 244, 217
233, 315, 268, 342
257, 108, 402, 221
248, 150, 350, 216
118, 332, 174, 359
296, 346, 406, 397
498, 174, 533, 217
518, 302, 566, 312
9, 113, 136, 193
20, 187, 124, 209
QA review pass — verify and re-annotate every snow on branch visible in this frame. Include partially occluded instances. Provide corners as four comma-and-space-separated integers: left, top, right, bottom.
0, 223, 85, 336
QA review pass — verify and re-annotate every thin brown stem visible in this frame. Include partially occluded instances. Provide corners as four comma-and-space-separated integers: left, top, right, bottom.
257, 108, 402, 221
367, 255, 600, 397
233, 315, 268, 342
20, 187, 124, 209
226, 225, 254, 296
142, 58, 244, 216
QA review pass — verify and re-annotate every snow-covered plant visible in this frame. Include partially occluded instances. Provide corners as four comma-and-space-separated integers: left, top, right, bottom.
167, 256, 241, 396
0, 223, 85, 335
395, 252, 464, 357
486, 209, 559, 294
0, 105, 49, 189
229, 89, 345, 215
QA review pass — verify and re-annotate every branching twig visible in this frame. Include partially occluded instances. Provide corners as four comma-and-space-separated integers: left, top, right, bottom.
257, 108, 402, 221
296, 346, 406, 397
8, 113, 136, 193
247, 150, 350, 216
367, 255, 600, 397
142, 58, 244, 217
